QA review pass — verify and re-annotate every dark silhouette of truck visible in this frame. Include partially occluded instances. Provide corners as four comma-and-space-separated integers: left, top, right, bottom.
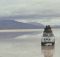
41, 25, 55, 46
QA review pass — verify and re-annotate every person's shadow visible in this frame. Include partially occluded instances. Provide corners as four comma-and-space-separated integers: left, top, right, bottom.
41, 46, 55, 57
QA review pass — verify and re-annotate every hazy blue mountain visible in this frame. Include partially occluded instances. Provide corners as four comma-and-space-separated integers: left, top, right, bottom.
51, 25, 60, 28
0, 20, 44, 29
29, 22, 44, 26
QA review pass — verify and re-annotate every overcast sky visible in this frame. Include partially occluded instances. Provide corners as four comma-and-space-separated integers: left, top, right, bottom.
0, 0, 60, 25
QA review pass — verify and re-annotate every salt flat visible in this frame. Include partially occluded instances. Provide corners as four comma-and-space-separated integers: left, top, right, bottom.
0, 29, 59, 57
0, 29, 42, 32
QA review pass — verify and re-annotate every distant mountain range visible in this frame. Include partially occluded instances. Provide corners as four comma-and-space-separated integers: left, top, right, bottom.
0, 20, 59, 29
29, 22, 44, 26
0, 20, 44, 29
51, 25, 60, 28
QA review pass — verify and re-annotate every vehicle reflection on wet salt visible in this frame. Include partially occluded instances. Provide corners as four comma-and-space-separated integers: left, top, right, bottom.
41, 46, 55, 57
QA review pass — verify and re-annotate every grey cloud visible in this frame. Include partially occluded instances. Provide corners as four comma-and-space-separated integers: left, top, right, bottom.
0, 0, 60, 20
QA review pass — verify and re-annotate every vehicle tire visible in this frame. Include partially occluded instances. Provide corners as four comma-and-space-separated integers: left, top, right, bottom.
41, 42, 45, 46
52, 43, 55, 46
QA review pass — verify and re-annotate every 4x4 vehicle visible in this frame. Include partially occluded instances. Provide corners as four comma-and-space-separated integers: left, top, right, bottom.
41, 25, 55, 46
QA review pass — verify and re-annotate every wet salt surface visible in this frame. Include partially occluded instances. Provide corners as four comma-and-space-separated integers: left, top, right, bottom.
0, 29, 59, 57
